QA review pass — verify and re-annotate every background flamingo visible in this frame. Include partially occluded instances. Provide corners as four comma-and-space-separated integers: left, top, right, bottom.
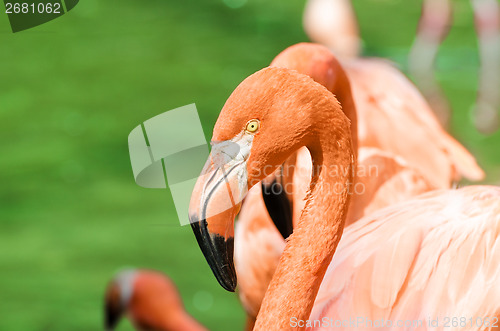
104, 269, 207, 331
188, 66, 500, 330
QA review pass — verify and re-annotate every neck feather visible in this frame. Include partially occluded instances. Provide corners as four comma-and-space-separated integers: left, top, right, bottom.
160, 311, 208, 331
254, 109, 355, 330
331, 70, 358, 154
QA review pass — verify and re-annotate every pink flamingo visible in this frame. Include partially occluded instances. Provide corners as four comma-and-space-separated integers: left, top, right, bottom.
104, 269, 207, 331
233, 43, 483, 327
188, 66, 500, 330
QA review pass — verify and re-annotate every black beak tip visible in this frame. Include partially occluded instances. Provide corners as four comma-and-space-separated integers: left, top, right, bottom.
190, 217, 237, 292
104, 302, 122, 331
216, 263, 237, 292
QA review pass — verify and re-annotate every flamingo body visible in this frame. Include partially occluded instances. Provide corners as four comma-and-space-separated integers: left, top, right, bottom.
346, 58, 484, 188
312, 186, 500, 330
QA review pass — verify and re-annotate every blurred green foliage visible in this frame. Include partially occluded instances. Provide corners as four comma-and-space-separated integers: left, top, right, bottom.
0, 0, 498, 330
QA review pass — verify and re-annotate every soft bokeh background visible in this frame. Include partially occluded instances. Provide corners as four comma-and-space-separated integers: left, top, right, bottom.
1, 0, 499, 330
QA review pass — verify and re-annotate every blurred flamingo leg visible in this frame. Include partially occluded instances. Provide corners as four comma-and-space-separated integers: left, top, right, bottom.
409, 0, 453, 128
471, 0, 500, 134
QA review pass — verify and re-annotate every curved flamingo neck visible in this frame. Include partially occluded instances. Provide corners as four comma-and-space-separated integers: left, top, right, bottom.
157, 310, 208, 331
254, 104, 355, 330
329, 66, 358, 154
271, 43, 358, 153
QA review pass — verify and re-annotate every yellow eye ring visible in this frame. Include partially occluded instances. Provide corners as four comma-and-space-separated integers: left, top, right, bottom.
245, 119, 260, 133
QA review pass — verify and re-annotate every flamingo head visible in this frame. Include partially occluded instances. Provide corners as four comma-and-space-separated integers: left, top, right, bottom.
104, 270, 186, 330
271, 42, 344, 93
104, 269, 137, 330
189, 66, 342, 291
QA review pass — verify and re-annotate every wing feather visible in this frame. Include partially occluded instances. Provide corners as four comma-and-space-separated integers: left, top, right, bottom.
311, 186, 500, 331
345, 58, 484, 188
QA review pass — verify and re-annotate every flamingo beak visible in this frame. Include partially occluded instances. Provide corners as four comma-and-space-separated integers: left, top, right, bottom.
188, 137, 251, 292
104, 282, 125, 330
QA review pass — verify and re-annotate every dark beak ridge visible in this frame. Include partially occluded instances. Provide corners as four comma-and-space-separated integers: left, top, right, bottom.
190, 217, 237, 292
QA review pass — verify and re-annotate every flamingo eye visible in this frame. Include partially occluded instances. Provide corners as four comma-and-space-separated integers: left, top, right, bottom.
245, 119, 260, 133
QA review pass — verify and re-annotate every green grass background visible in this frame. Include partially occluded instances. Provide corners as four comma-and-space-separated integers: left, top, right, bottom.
0, 0, 499, 330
